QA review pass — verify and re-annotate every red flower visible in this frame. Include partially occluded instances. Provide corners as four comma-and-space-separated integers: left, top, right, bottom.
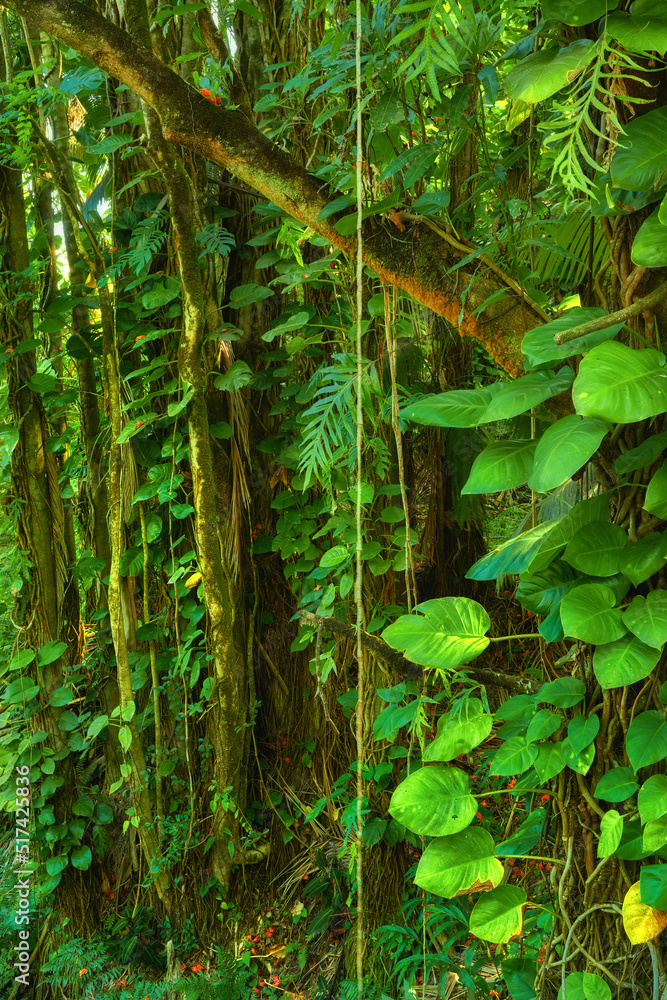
475, 812, 482, 820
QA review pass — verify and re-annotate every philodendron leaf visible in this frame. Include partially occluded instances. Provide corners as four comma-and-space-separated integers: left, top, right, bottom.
619, 533, 667, 586
401, 370, 571, 427
415, 827, 504, 897
638, 776, 667, 823
607, 0, 667, 52
401, 386, 499, 427
593, 634, 660, 690
496, 808, 547, 858
615, 429, 667, 474
382, 597, 490, 669
505, 39, 595, 104
598, 810, 623, 857
640, 865, 667, 911
542, 0, 619, 25
611, 106, 667, 191
622, 881, 667, 944
491, 737, 538, 776
573, 341, 667, 423
594, 767, 639, 803
644, 464, 667, 519
521, 307, 624, 369
626, 712, 667, 771
528, 415, 610, 493
469, 884, 527, 944
631, 209, 667, 268
623, 592, 667, 648
388, 765, 477, 836
560, 583, 626, 644
558, 972, 612, 1000
563, 521, 627, 576
423, 698, 493, 761
480, 369, 573, 422
462, 440, 536, 494
567, 714, 600, 756
467, 521, 560, 581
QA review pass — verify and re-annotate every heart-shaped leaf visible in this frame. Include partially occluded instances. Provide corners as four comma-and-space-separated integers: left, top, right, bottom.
573, 342, 667, 423
563, 521, 627, 576
622, 881, 667, 944
382, 597, 490, 669
529, 416, 610, 493
462, 440, 537, 494
627, 712, 667, 771
389, 765, 477, 836
423, 698, 493, 761
560, 583, 626, 644
595, 767, 639, 803
593, 635, 660, 690
415, 828, 504, 897
469, 884, 527, 944
623, 591, 667, 648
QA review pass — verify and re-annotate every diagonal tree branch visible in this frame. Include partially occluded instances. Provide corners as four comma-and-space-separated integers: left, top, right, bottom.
298, 611, 541, 695
9, 0, 548, 377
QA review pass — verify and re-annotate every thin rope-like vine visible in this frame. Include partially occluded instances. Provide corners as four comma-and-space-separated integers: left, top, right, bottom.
354, 0, 365, 993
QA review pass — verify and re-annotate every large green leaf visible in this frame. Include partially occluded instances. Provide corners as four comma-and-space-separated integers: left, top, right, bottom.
534, 742, 566, 782
523, 495, 610, 577
462, 440, 536, 494
562, 736, 595, 774
481, 370, 573, 421
491, 737, 538, 776
644, 464, 667, 519
415, 828, 504, 897
521, 308, 625, 369
631, 209, 667, 268
640, 866, 667, 910
615, 429, 667, 474
382, 597, 490, 669
516, 559, 580, 616
528, 415, 610, 492
593, 634, 660, 690
638, 775, 667, 823
527, 709, 562, 742
560, 583, 626, 644
542, 0, 618, 25
502, 958, 537, 1000
389, 765, 477, 836
607, 0, 667, 54
627, 712, 667, 771
423, 698, 493, 761
469, 885, 527, 944
538, 677, 587, 708
573, 342, 667, 423
467, 521, 561, 580
611, 106, 667, 191
563, 521, 627, 576
568, 714, 600, 755
594, 767, 639, 802
623, 591, 667, 648
401, 386, 496, 427
619, 533, 667, 586
558, 973, 611, 1000
505, 39, 595, 104
400, 372, 570, 427
598, 810, 623, 857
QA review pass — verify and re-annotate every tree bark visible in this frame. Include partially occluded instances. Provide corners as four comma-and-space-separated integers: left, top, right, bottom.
5, 0, 546, 378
